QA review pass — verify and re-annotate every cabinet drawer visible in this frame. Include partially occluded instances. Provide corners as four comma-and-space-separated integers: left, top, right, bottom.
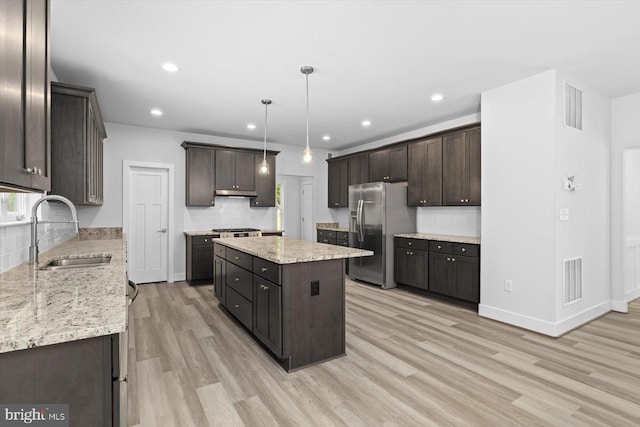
225, 261, 253, 301
193, 235, 216, 246
336, 231, 349, 241
225, 287, 253, 330
336, 239, 349, 247
214, 243, 225, 257
317, 229, 337, 240
452, 243, 479, 258
318, 236, 337, 245
395, 237, 429, 251
253, 257, 282, 285
429, 241, 453, 253
226, 247, 252, 270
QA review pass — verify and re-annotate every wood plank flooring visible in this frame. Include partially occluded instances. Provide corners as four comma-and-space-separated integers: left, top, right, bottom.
128, 279, 640, 426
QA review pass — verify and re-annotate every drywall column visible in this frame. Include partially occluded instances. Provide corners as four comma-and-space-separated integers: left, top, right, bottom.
480, 70, 558, 334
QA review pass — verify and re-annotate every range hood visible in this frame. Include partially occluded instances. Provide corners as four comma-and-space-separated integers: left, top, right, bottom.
215, 189, 258, 197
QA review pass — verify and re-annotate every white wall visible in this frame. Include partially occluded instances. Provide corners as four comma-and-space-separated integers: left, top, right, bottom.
331, 113, 482, 235
76, 122, 333, 280
553, 71, 611, 330
277, 175, 303, 239
611, 93, 640, 310
480, 70, 558, 332
480, 69, 612, 336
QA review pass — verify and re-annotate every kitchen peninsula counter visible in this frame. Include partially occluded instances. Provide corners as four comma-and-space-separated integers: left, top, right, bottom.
213, 236, 372, 371
0, 237, 127, 354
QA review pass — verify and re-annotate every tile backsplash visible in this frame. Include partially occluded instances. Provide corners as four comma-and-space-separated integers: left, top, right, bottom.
0, 202, 78, 274
184, 197, 276, 231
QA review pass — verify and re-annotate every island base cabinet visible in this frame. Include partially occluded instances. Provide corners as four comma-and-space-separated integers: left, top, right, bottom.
253, 275, 282, 357
0, 334, 121, 427
281, 259, 345, 371
213, 255, 225, 304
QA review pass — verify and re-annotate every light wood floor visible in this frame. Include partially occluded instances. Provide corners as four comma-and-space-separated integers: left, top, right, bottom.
127, 279, 640, 427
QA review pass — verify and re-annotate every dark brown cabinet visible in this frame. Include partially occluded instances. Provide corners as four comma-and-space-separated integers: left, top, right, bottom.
50, 82, 106, 205
215, 150, 256, 194
251, 153, 276, 207
327, 159, 348, 208
394, 238, 429, 290
369, 145, 407, 182
348, 154, 369, 185
253, 275, 282, 357
428, 241, 480, 303
186, 235, 216, 284
443, 128, 481, 206
214, 254, 225, 303
186, 147, 215, 206
408, 137, 442, 206
0, 0, 50, 192
317, 229, 349, 246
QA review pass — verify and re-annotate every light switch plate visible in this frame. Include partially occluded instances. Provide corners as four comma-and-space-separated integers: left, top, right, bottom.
560, 208, 570, 221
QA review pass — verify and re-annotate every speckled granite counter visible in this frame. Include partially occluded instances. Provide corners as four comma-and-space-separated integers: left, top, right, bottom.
0, 237, 127, 353
183, 229, 284, 237
315, 223, 349, 232
394, 233, 480, 245
215, 236, 372, 264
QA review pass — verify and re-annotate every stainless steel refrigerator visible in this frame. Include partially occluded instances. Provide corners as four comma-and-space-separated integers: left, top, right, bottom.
349, 182, 416, 289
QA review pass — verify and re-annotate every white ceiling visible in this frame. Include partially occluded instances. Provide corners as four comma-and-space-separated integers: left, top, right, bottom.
51, 0, 640, 151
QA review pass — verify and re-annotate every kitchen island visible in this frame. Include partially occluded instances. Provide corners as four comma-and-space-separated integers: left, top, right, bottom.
0, 234, 128, 426
213, 236, 373, 371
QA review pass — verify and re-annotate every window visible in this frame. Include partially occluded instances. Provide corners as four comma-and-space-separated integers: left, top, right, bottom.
0, 193, 40, 223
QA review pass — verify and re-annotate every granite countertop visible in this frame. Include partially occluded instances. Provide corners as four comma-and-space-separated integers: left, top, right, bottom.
215, 236, 373, 264
0, 237, 127, 354
394, 233, 480, 245
183, 229, 284, 237
316, 223, 349, 232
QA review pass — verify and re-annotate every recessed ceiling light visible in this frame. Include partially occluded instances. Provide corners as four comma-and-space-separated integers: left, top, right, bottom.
430, 93, 444, 102
361, 120, 372, 127
322, 135, 331, 141
162, 62, 179, 72
150, 108, 163, 116
247, 123, 256, 130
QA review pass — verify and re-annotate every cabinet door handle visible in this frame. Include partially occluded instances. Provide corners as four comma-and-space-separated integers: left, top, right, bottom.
437, 245, 442, 249
234, 256, 240, 260
447, 257, 451, 262
204, 238, 208, 242
234, 304, 240, 309
451, 258, 456, 262
234, 277, 240, 281
465, 199, 469, 203
408, 242, 412, 246
461, 248, 466, 252
460, 199, 464, 203
255, 201, 259, 205
261, 267, 268, 272
211, 201, 214, 205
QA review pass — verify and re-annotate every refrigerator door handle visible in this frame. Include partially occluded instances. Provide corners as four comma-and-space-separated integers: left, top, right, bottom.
357, 199, 365, 243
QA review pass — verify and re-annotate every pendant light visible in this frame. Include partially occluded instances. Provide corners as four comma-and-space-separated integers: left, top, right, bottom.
301, 66, 314, 164
259, 99, 271, 175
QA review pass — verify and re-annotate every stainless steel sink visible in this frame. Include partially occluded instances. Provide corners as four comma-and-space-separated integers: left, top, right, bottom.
41, 255, 112, 270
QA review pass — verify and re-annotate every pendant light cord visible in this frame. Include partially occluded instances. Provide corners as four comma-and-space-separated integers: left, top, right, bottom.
305, 72, 310, 149
263, 102, 268, 161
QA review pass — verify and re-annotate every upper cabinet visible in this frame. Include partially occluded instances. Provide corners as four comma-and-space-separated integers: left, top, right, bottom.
348, 153, 369, 186
408, 137, 443, 207
0, 0, 50, 192
185, 147, 215, 206
215, 150, 256, 196
251, 153, 276, 207
327, 159, 348, 208
443, 127, 481, 206
182, 142, 278, 207
50, 82, 107, 205
369, 145, 407, 182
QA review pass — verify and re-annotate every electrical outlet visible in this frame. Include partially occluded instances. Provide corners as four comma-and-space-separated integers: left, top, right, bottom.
504, 279, 513, 292
560, 208, 570, 221
311, 280, 320, 296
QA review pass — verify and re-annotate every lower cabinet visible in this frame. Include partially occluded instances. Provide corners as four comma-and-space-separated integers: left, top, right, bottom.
186, 235, 216, 283
394, 237, 480, 304
253, 275, 282, 357
213, 254, 225, 304
394, 238, 428, 290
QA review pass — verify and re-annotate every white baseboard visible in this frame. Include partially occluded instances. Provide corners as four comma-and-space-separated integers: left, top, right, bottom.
479, 300, 611, 337
611, 299, 629, 313
174, 272, 186, 282
626, 287, 640, 303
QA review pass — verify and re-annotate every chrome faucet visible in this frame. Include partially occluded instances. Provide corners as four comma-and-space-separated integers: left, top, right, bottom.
29, 195, 79, 265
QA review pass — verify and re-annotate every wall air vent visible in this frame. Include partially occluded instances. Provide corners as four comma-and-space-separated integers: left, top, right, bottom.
564, 82, 583, 130
563, 257, 583, 305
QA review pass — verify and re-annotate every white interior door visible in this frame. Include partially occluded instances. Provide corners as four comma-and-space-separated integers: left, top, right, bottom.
128, 166, 168, 284
301, 181, 313, 241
